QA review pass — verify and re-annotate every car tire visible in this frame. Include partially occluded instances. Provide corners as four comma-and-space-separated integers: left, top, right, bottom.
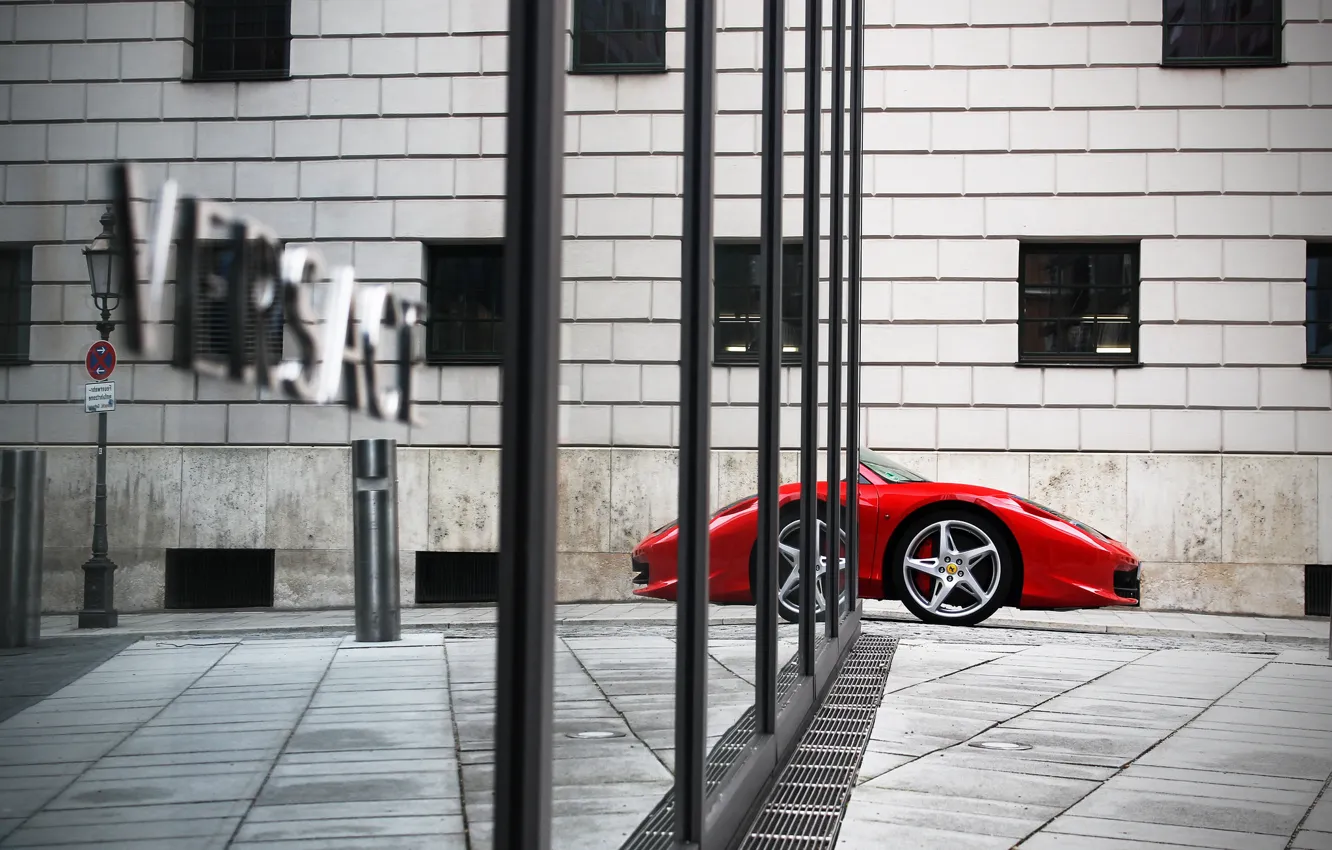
769, 503, 849, 624
889, 508, 1012, 627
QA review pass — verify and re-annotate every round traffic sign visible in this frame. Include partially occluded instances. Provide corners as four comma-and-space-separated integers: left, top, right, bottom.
86, 341, 117, 382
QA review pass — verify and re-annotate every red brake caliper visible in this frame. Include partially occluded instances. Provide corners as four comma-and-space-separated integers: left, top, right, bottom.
913, 538, 934, 595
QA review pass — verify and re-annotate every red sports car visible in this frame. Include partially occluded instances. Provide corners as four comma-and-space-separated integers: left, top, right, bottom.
630, 448, 1141, 627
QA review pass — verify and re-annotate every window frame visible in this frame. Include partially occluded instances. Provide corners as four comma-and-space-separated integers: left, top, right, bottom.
192, 0, 293, 83
191, 238, 286, 364
1160, 0, 1284, 68
569, 0, 668, 75
1017, 242, 1142, 368
1307, 242, 1332, 368
0, 248, 33, 367
712, 239, 806, 368
425, 241, 505, 367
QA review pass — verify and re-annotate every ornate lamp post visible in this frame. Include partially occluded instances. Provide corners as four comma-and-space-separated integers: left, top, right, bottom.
79, 207, 118, 629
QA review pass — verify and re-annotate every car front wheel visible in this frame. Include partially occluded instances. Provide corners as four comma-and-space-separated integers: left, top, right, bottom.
773, 506, 849, 624
890, 510, 1012, 627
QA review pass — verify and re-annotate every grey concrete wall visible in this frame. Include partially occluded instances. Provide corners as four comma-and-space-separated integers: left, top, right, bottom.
35, 445, 1332, 617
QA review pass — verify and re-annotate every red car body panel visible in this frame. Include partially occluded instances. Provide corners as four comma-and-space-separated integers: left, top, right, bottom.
630, 463, 1140, 613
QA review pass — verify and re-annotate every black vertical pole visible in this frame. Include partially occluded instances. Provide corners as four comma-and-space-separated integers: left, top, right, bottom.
755, 0, 784, 734
494, 0, 565, 845
825, 0, 846, 640
846, 0, 864, 612
676, 0, 716, 843
799, 0, 823, 674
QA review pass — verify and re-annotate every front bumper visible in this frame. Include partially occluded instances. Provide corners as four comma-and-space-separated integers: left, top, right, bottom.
1114, 562, 1140, 603
631, 557, 650, 586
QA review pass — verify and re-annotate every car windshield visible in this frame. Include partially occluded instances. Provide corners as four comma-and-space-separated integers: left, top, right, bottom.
858, 448, 929, 483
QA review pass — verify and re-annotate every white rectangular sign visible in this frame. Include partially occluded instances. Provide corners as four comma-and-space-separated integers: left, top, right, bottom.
85, 381, 116, 413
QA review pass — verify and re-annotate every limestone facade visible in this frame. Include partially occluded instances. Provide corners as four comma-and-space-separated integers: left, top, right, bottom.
0, 0, 1330, 615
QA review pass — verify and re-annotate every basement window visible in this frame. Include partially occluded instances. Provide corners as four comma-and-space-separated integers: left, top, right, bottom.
416, 551, 499, 604
165, 549, 275, 609
1307, 565, 1331, 617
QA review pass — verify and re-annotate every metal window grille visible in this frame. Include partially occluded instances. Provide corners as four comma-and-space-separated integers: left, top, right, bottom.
571, 0, 666, 74
1018, 243, 1140, 366
1306, 565, 1331, 617
1308, 245, 1332, 365
193, 241, 285, 364
194, 0, 292, 81
714, 242, 805, 365
415, 551, 499, 604
164, 549, 275, 609
0, 250, 31, 365
1162, 0, 1282, 66
426, 243, 504, 365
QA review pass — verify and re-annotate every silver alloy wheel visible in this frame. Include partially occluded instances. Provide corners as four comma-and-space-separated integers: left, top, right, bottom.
775, 516, 849, 621
901, 519, 1001, 619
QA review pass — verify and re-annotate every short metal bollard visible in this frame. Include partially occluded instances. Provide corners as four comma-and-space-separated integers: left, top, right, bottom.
1, 449, 47, 649
351, 439, 401, 643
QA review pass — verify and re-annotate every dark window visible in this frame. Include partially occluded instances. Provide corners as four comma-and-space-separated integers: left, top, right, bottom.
194, 0, 291, 81
714, 242, 805, 366
571, 0, 667, 74
1163, 0, 1282, 66
427, 243, 504, 365
1308, 244, 1332, 365
193, 240, 285, 364
416, 551, 499, 604
165, 549, 275, 609
1019, 244, 1140, 366
0, 249, 32, 365
1306, 565, 1331, 617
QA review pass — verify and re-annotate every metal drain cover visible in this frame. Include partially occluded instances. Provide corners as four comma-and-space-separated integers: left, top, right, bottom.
567, 730, 625, 739
969, 741, 1032, 751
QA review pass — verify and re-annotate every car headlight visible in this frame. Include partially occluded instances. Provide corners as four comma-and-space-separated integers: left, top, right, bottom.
1015, 497, 1108, 540
650, 494, 757, 535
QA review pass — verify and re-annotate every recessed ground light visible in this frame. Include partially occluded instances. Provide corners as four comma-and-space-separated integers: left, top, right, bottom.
566, 730, 626, 739
969, 741, 1032, 751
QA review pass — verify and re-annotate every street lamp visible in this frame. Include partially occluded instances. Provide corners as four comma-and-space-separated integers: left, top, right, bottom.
79, 207, 118, 629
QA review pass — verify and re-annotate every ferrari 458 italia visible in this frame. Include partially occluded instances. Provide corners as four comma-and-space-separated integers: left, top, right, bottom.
630, 448, 1141, 627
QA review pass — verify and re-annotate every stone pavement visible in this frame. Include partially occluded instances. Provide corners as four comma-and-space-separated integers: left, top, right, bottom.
0, 635, 138, 724
0, 628, 800, 850
838, 637, 1332, 850
38, 600, 1332, 647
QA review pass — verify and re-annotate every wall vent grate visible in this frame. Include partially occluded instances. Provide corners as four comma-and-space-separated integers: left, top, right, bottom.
1306, 565, 1331, 617
416, 551, 499, 604
165, 549, 275, 610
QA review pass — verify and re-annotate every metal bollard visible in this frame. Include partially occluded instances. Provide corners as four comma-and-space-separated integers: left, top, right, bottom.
0, 449, 47, 649
351, 439, 401, 643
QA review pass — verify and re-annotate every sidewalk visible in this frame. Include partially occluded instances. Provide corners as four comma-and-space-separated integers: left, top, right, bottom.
39, 600, 1332, 647
0, 630, 798, 849
838, 639, 1332, 850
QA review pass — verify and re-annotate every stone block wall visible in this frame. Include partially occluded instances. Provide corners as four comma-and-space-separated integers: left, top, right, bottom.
2, 0, 1331, 616
34, 445, 1332, 618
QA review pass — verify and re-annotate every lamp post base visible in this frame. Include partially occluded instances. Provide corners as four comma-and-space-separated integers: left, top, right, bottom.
78, 556, 118, 629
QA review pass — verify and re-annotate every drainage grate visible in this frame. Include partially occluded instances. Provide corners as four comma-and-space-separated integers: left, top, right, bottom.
1307, 565, 1332, 617
738, 634, 897, 849
621, 635, 897, 850
165, 549, 275, 610
621, 688, 765, 850
415, 551, 498, 604
622, 650, 799, 850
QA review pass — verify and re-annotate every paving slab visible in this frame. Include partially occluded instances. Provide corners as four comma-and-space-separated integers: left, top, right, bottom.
1040, 814, 1289, 850
838, 634, 1332, 850
0, 816, 241, 847
1291, 830, 1332, 850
